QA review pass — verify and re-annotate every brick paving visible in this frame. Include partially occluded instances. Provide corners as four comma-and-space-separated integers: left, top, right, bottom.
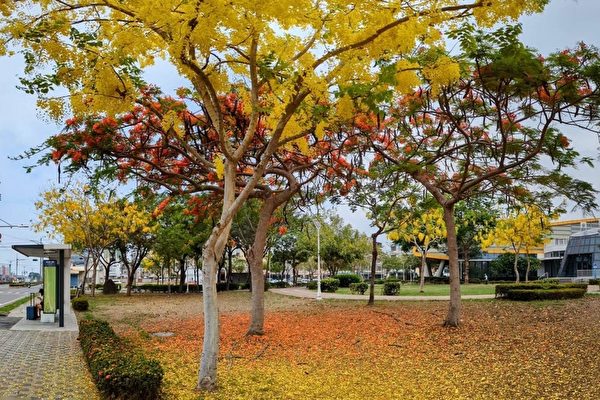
0, 329, 99, 399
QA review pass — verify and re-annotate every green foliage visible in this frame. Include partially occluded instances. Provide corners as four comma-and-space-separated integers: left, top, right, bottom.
334, 273, 362, 288
489, 253, 540, 280
71, 297, 89, 311
135, 283, 201, 293
79, 319, 163, 400
0, 296, 30, 315
306, 281, 317, 290
424, 276, 450, 284
269, 281, 290, 288
349, 282, 369, 295
383, 281, 401, 295
321, 278, 340, 293
589, 279, 600, 285
298, 213, 370, 276
102, 279, 119, 295
506, 288, 586, 301
495, 283, 588, 298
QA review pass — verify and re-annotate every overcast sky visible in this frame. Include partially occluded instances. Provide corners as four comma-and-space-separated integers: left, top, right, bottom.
1, 0, 599, 272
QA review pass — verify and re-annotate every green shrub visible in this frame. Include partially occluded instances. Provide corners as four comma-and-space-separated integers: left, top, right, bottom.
321, 278, 340, 293
588, 279, 600, 285
538, 278, 560, 284
374, 279, 385, 285
71, 297, 89, 312
269, 281, 289, 288
79, 319, 163, 400
383, 281, 401, 295
349, 282, 369, 295
424, 276, 450, 284
136, 283, 201, 293
103, 279, 119, 295
307, 281, 317, 290
334, 273, 362, 288
506, 288, 586, 301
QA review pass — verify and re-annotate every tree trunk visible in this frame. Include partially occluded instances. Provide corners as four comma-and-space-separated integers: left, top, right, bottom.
104, 260, 111, 285
90, 258, 98, 297
463, 247, 470, 284
179, 258, 186, 293
196, 162, 239, 391
368, 233, 379, 305
525, 246, 530, 283
226, 246, 233, 291
419, 253, 427, 293
442, 204, 461, 327
245, 199, 276, 335
197, 248, 219, 391
126, 273, 133, 296
514, 254, 520, 283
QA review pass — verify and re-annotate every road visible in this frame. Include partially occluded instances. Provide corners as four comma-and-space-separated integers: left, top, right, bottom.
0, 283, 41, 307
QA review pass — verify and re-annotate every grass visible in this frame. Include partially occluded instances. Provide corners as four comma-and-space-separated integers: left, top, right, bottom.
0, 296, 30, 315
334, 283, 496, 296
83, 291, 600, 400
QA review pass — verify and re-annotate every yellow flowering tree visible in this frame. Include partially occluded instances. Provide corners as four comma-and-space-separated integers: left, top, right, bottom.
2, 0, 548, 390
481, 205, 552, 283
35, 184, 155, 295
389, 206, 446, 292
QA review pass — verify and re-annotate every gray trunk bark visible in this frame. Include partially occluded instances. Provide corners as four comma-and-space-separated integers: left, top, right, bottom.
443, 205, 461, 327
368, 233, 378, 305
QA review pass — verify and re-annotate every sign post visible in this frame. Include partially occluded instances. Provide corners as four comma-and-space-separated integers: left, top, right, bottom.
42, 260, 57, 321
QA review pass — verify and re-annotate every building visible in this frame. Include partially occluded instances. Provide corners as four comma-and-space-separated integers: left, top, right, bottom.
541, 218, 600, 278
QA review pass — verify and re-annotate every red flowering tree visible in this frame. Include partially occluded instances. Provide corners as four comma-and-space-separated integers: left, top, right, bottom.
368, 29, 600, 326
41, 87, 363, 335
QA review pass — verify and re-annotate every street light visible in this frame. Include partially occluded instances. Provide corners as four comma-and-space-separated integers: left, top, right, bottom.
314, 218, 322, 301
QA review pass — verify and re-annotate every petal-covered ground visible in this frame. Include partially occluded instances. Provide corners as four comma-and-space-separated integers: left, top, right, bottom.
89, 292, 600, 399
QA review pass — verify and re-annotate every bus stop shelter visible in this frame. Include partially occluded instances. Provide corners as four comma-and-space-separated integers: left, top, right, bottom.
11, 243, 72, 328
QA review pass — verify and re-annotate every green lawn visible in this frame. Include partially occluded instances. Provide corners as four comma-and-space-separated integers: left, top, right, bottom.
334, 283, 496, 296
0, 296, 29, 315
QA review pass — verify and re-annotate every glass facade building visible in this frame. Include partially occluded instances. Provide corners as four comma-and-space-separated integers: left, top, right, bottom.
558, 228, 600, 277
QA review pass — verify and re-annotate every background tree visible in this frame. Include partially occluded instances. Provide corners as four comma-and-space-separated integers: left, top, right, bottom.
489, 252, 541, 281
35, 184, 122, 296
153, 197, 211, 292
113, 199, 156, 295
344, 164, 416, 304
389, 206, 447, 292
455, 199, 498, 284
271, 231, 311, 285
482, 205, 552, 282
310, 213, 370, 277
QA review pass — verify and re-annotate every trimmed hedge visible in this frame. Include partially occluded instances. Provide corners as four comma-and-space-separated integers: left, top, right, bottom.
134, 283, 201, 293
307, 279, 339, 292
383, 281, 401, 296
269, 281, 290, 288
79, 319, 163, 400
496, 283, 587, 298
506, 288, 586, 301
321, 278, 340, 293
71, 297, 89, 311
589, 279, 600, 285
424, 276, 450, 284
334, 274, 362, 288
349, 282, 369, 295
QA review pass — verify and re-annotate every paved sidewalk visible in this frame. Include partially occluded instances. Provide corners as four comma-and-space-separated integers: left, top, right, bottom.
0, 304, 100, 399
270, 287, 496, 301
